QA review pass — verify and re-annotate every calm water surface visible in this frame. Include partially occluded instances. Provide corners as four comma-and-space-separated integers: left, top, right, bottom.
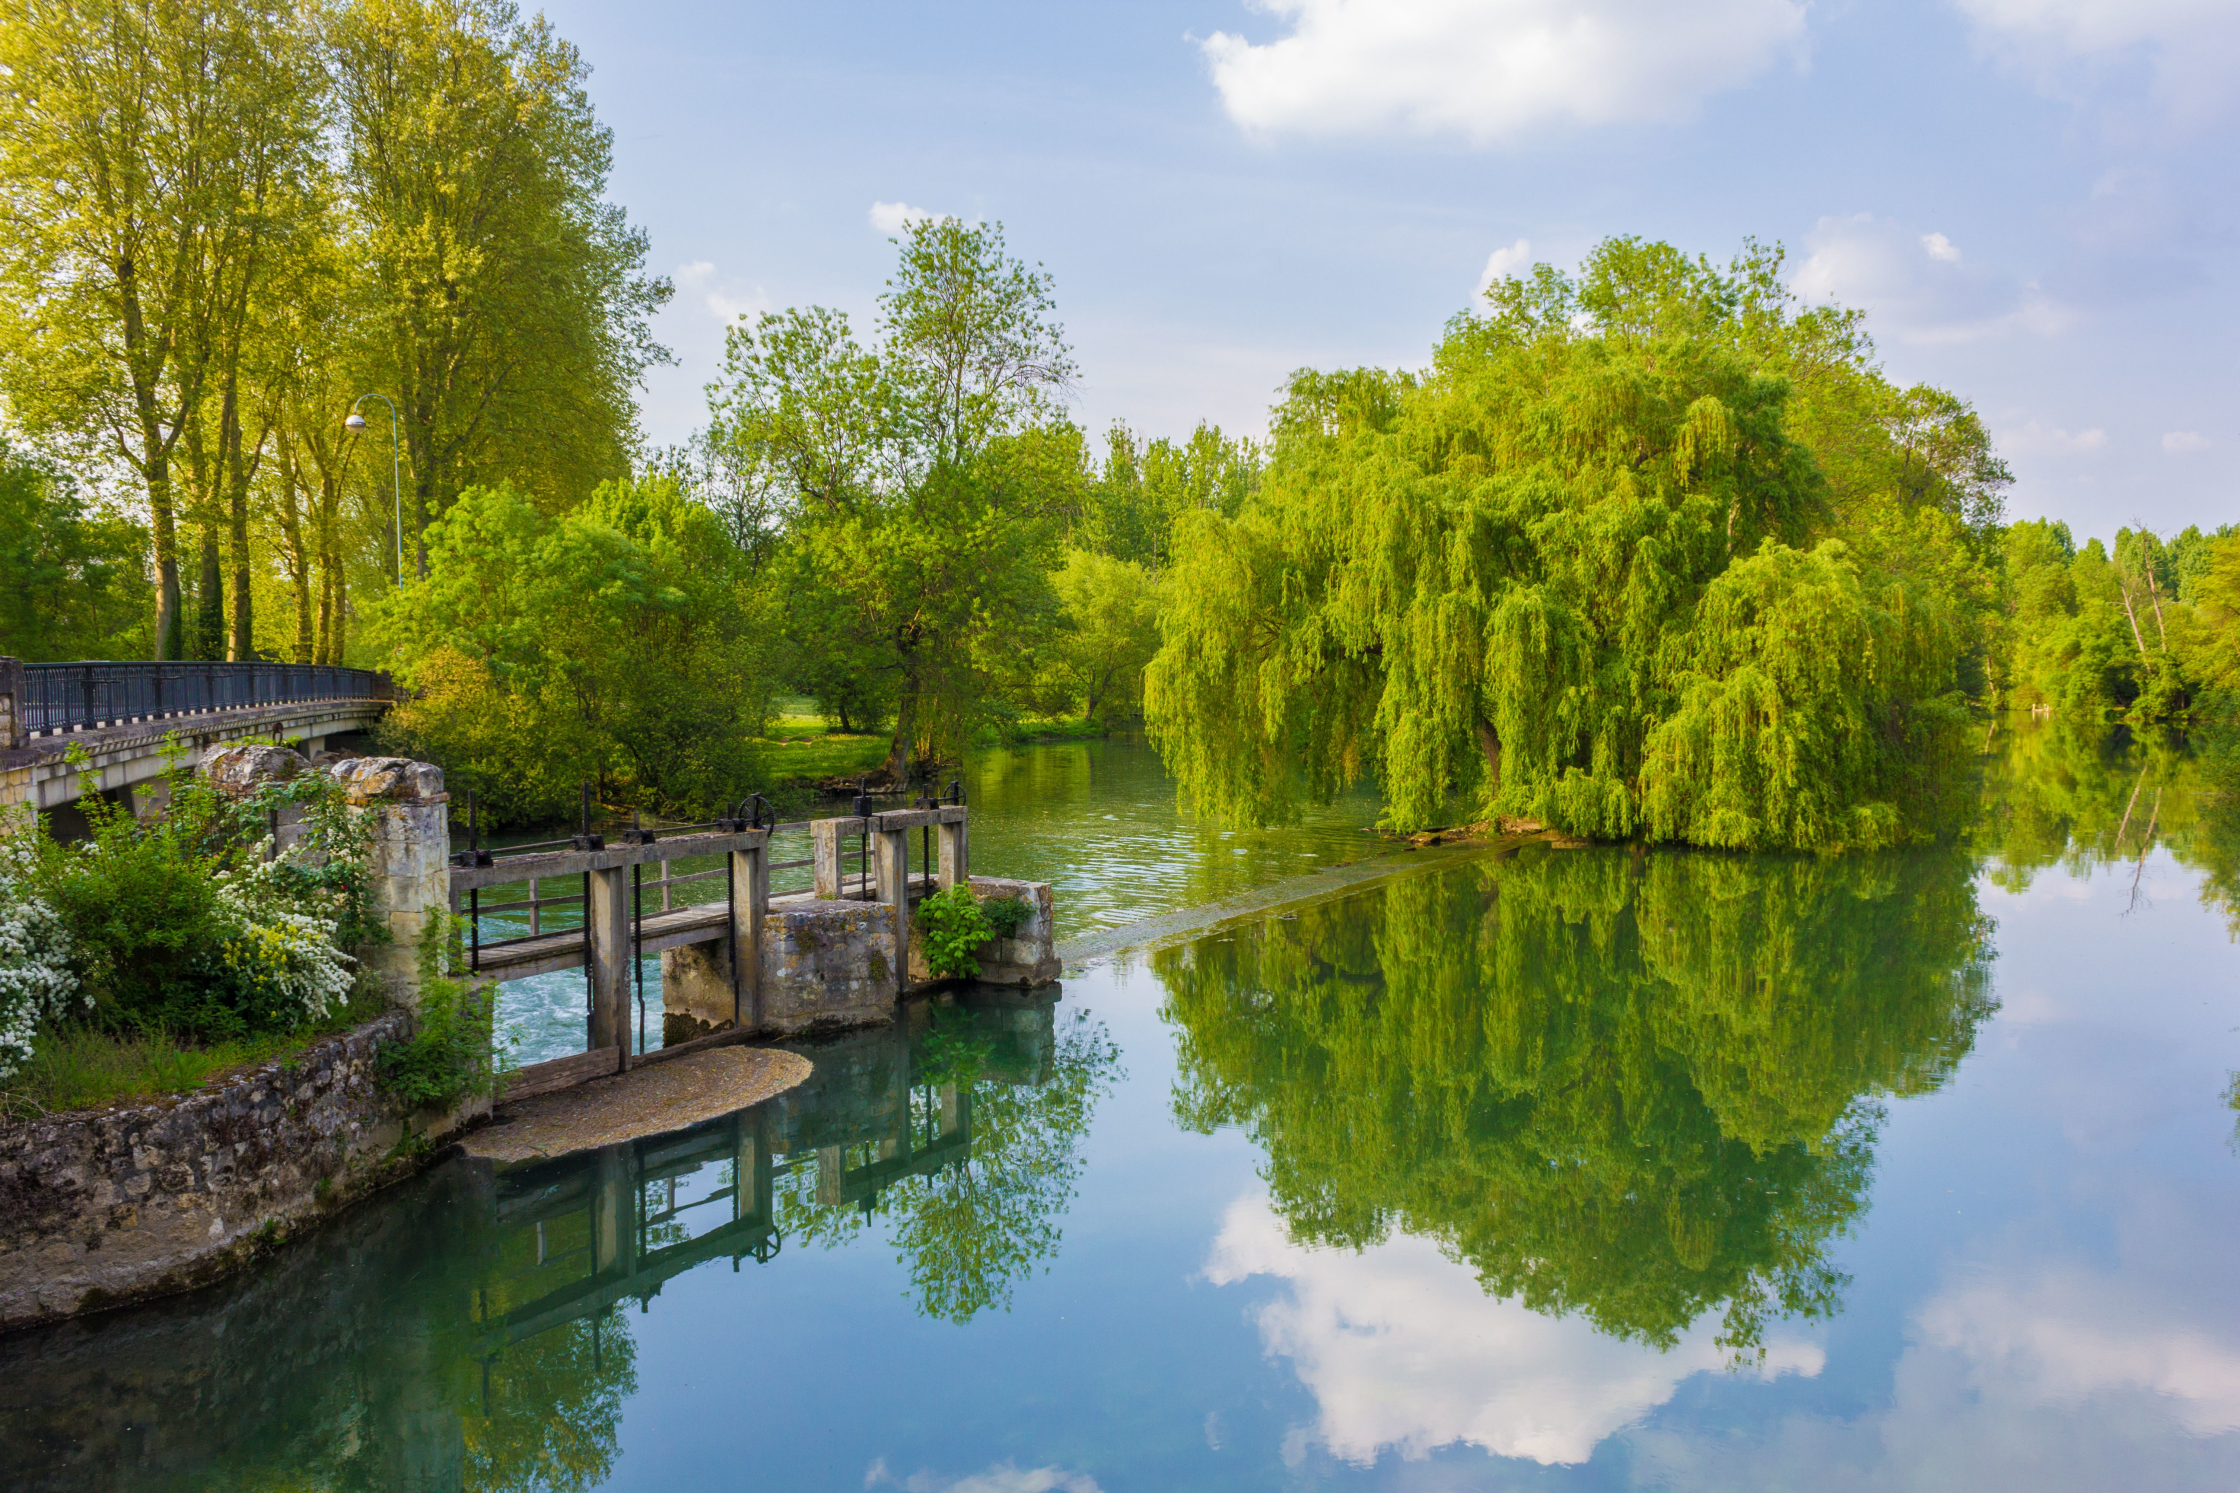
5, 726, 2239, 1491
492, 737, 1392, 1065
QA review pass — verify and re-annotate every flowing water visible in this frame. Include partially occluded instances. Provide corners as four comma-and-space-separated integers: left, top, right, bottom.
6, 727, 2240, 1491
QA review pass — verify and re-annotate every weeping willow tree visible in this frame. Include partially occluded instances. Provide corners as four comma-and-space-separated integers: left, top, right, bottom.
1145, 239, 1980, 847
1156, 844, 1996, 1354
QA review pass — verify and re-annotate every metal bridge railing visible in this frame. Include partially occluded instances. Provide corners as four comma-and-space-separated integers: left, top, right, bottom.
0, 659, 396, 744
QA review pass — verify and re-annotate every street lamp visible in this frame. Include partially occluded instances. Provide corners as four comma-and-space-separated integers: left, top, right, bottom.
345, 394, 404, 583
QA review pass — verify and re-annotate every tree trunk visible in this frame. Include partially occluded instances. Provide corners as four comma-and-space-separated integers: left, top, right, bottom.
884, 677, 917, 784
195, 528, 225, 661
1476, 719, 1503, 796
150, 461, 182, 660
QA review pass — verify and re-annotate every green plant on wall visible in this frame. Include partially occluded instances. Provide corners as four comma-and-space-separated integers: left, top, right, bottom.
375, 914, 499, 1113
915, 887, 1032, 979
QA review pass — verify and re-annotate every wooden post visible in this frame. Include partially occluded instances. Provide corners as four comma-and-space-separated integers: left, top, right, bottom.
586, 863, 632, 1065
874, 820, 911, 994
730, 841, 768, 1032
936, 813, 969, 889
812, 818, 854, 899
591, 1143, 638, 1280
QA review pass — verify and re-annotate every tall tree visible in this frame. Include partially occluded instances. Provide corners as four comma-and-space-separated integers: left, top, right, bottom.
1145, 237, 1975, 847
328, 0, 669, 564
0, 0, 322, 658
706, 219, 1080, 780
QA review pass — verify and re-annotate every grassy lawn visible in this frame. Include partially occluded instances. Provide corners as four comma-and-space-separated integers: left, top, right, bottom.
753, 715, 1114, 797
2, 992, 390, 1121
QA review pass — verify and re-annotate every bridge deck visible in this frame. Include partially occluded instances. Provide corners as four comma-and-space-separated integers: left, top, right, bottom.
0, 695, 389, 810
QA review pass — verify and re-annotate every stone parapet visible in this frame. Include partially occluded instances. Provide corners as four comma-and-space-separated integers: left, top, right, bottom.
0, 1015, 485, 1330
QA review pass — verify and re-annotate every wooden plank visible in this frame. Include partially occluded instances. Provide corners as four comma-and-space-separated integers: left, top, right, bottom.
504, 1045, 622, 1101
449, 828, 771, 891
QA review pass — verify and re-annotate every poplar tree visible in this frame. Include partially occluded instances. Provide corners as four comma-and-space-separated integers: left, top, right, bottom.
0, 0, 320, 658
328, 0, 669, 562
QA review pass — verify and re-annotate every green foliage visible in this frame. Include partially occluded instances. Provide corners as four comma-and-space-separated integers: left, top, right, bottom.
1075, 420, 1260, 567
916, 885, 995, 978
1146, 237, 1976, 847
0, 440, 150, 660
1155, 843, 1996, 1355
1037, 548, 1161, 725
1995, 522, 2236, 724
369, 477, 773, 824
27, 745, 374, 1044
375, 915, 498, 1112
705, 218, 1080, 781
980, 894, 1032, 940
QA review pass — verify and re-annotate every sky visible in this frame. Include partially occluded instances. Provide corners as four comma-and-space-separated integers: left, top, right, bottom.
534, 0, 2239, 543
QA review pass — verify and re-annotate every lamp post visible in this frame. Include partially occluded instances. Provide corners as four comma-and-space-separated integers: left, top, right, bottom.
345, 393, 404, 583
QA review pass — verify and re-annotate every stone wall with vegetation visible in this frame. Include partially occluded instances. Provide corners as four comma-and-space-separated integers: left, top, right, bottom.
0, 1013, 484, 1330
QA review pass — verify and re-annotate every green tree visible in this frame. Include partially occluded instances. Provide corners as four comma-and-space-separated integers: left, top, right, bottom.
1041, 548, 1160, 724
369, 477, 772, 823
0, 0, 324, 658
1145, 238, 1973, 846
329, 0, 670, 564
705, 219, 1081, 780
0, 440, 151, 660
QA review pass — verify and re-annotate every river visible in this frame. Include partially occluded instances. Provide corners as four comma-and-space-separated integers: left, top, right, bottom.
4, 726, 2238, 1490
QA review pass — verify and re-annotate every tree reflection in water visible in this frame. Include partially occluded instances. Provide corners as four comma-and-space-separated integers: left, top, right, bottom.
1156, 842, 1998, 1355
0, 988, 1109, 1492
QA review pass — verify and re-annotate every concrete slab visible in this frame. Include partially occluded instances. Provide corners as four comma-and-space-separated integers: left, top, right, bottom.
463, 1047, 812, 1165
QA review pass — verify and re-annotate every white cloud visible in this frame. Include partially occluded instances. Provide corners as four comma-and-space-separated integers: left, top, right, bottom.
671, 260, 767, 326
2001, 418, 2110, 455
1918, 1264, 2240, 1436
1197, 0, 1809, 145
2162, 430, 2211, 454
1791, 214, 2068, 345
1204, 1196, 1822, 1468
1922, 232, 1964, 263
1478, 238, 1534, 292
1948, 0, 2240, 122
869, 200, 937, 236
864, 1459, 1101, 1493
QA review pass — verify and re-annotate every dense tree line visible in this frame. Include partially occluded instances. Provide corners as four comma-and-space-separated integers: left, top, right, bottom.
1143, 239, 2240, 846
0, 2, 2227, 841
0, 0, 665, 665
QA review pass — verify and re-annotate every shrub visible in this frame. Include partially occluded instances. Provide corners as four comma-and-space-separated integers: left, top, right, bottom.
0, 814, 84, 1080
26, 744, 374, 1045
375, 915, 498, 1113
914, 887, 1033, 979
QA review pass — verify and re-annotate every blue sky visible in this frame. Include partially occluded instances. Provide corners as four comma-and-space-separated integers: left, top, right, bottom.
537, 0, 2237, 542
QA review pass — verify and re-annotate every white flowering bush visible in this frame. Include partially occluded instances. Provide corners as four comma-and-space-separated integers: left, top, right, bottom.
0, 816, 82, 1080
212, 859, 358, 1024
24, 745, 376, 1045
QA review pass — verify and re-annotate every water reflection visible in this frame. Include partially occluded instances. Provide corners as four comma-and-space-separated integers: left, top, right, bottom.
1160, 844, 1998, 1364
0, 990, 1110, 1492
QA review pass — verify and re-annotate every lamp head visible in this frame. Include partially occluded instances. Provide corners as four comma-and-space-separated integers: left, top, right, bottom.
343, 412, 368, 434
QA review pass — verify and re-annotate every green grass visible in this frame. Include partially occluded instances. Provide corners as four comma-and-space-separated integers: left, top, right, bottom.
757, 731, 888, 785
1, 991, 388, 1121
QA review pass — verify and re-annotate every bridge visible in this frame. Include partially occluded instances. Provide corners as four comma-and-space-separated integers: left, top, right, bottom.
0, 658, 396, 815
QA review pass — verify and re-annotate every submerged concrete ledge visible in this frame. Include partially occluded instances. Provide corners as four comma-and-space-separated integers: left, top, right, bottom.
1055, 832, 1563, 966
463, 1047, 812, 1165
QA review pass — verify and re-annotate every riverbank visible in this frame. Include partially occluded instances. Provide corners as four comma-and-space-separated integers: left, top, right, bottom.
0, 1012, 488, 1331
